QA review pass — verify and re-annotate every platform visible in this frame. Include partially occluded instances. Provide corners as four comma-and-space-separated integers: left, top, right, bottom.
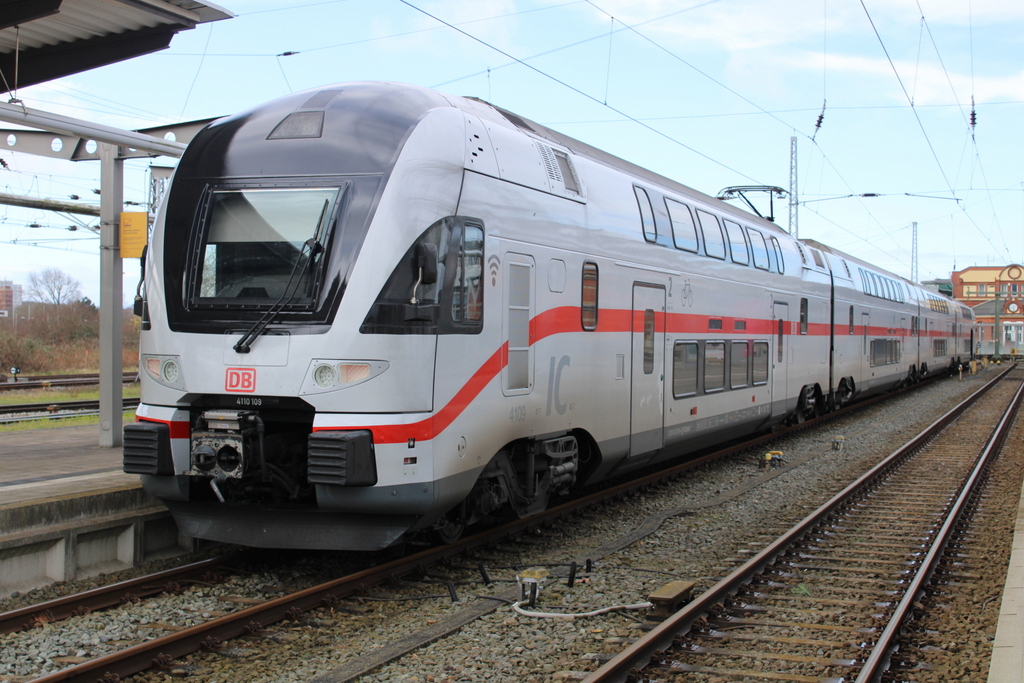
988, 469, 1024, 681
0, 425, 190, 596
0, 424, 137, 506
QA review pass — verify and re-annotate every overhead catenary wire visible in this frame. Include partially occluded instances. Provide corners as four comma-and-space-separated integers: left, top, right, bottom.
400, 0, 764, 184
860, 0, 1005, 263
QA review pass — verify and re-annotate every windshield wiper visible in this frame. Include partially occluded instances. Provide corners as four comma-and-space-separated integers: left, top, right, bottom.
233, 237, 322, 353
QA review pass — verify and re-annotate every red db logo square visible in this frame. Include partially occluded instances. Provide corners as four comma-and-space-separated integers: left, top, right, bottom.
225, 368, 256, 393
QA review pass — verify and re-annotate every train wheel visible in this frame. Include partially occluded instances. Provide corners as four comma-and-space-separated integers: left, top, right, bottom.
794, 385, 819, 423
431, 501, 467, 544
835, 378, 853, 408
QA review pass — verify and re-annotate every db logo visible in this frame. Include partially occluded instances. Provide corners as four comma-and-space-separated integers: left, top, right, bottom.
225, 367, 256, 393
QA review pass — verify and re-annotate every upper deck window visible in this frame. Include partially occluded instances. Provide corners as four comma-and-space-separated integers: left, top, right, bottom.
748, 228, 770, 270
553, 150, 580, 193
192, 186, 341, 307
811, 249, 825, 269
724, 220, 749, 265
697, 210, 726, 260
634, 186, 657, 243
770, 237, 785, 274
666, 198, 698, 253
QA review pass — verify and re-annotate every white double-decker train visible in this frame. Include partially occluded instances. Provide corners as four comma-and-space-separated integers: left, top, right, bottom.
124, 82, 974, 550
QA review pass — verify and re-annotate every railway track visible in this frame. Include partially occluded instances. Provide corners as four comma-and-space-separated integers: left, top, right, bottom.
0, 373, 136, 392
584, 365, 1022, 683
0, 397, 140, 422
0, 369, 988, 683
0, 557, 240, 636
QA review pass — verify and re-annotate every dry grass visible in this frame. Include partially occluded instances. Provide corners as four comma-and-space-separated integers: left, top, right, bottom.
0, 383, 140, 406
0, 410, 137, 434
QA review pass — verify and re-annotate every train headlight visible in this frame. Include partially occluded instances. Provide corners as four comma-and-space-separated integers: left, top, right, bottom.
338, 363, 371, 385
142, 354, 186, 391
300, 360, 389, 395
162, 359, 180, 384
313, 363, 338, 388
145, 357, 162, 378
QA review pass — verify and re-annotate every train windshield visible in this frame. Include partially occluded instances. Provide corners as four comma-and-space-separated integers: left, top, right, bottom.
193, 187, 341, 305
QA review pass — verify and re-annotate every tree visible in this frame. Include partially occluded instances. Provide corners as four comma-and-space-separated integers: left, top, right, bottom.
27, 268, 82, 305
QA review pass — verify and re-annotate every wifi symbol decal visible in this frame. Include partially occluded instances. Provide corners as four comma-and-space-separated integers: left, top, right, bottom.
487, 255, 500, 286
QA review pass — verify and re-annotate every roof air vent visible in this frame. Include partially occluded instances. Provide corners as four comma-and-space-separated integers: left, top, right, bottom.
268, 111, 324, 140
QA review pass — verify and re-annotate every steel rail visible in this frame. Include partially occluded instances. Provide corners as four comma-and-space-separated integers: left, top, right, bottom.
0, 555, 243, 635
854, 374, 1024, 682
0, 397, 139, 417
22, 370, 973, 682
0, 373, 136, 391
582, 362, 1016, 683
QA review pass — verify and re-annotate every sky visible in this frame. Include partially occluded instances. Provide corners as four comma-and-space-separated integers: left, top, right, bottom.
0, 0, 1022, 305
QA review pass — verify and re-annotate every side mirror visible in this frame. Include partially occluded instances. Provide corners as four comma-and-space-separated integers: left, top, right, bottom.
416, 242, 438, 285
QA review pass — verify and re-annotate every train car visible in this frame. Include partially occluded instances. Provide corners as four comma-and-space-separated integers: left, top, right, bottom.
123, 82, 969, 550
803, 240, 972, 404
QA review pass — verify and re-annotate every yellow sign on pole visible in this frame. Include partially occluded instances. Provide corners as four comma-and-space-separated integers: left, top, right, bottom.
119, 212, 149, 259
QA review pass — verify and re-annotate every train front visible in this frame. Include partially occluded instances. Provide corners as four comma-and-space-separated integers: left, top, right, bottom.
123, 83, 468, 550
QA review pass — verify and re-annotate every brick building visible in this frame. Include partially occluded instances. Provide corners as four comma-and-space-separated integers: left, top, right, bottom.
0, 280, 23, 319
950, 265, 1024, 355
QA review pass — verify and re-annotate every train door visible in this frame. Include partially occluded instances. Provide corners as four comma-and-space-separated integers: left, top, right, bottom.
861, 311, 871, 377
901, 316, 907, 369
501, 253, 536, 396
629, 284, 665, 457
771, 302, 789, 419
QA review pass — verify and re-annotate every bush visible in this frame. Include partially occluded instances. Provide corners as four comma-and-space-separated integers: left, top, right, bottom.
0, 332, 50, 374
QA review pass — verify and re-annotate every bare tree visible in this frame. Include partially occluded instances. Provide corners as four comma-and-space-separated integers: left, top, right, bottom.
27, 268, 82, 306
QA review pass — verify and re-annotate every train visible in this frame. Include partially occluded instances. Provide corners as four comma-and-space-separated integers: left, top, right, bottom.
123, 81, 975, 550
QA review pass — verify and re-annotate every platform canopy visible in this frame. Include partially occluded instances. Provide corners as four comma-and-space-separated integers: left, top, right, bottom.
0, 0, 233, 93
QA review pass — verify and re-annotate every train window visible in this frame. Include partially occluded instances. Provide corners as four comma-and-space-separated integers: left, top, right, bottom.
697, 210, 726, 259
870, 340, 885, 367
643, 309, 655, 375
849, 305, 855, 335
933, 339, 947, 356
799, 298, 808, 334
672, 341, 698, 397
752, 342, 769, 385
704, 342, 726, 391
777, 319, 784, 362
665, 198, 699, 253
709, 318, 723, 330
748, 228, 770, 270
634, 186, 657, 243
451, 225, 484, 323
507, 261, 532, 390
193, 186, 342, 305
770, 236, 785, 273
724, 220, 749, 265
553, 150, 580, 193
734, 320, 747, 331
811, 249, 825, 269
581, 262, 599, 330
859, 269, 868, 294
862, 313, 870, 354
730, 341, 749, 388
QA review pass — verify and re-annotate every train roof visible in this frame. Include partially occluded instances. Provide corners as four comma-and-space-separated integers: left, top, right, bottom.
456, 96, 789, 236
180, 81, 786, 235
